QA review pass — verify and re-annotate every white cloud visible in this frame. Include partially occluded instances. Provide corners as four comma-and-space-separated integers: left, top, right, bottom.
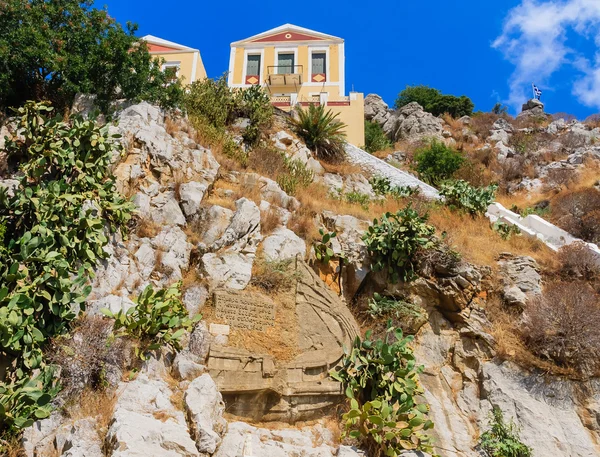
494, 0, 600, 111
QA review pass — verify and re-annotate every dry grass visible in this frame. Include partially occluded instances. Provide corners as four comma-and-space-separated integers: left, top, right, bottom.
135, 217, 162, 239
0, 437, 25, 457
260, 208, 281, 235
427, 206, 558, 269
319, 161, 363, 176
64, 388, 117, 443
165, 116, 181, 136
250, 257, 299, 294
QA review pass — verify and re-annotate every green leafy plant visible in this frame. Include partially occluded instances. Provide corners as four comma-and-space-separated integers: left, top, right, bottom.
364, 120, 392, 153
363, 205, 437, 283
103, 282, 200, 358
439, 180, 498, 216
343, 191, 372, 209
238, 84, 273, 145
480, 407, 532, 457
330, 325, 436, 456
492, 221, 521, 240
395, 85, 474, 118
314, 229, 338, 264
0, 0, 184, 112
0, 101, 133, 437
367, 293, 426, 320
370, 175, 420, 199
276, 155, 314, 195
288, 103, 347, 161
413, 140, 465, 185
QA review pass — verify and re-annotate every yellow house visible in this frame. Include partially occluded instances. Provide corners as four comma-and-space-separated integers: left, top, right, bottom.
141, 35, 207, 84
227, 24, 365, 147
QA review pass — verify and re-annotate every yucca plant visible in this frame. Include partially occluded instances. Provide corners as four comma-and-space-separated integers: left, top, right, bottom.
288, 104, 347, 161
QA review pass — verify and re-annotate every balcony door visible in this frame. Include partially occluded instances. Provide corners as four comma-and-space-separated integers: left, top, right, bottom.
277, 53, 295, 74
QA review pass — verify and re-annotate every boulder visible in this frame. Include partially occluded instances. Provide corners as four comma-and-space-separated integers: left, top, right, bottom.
184, 374, 227, 454
202, 252, 254, 290
261, 227, 307, 262
199, 205, 234, 246
106, 374, 199, 457
150, 191, 186, 226
210, 198, 261, 252
364, 93, 392, 125
182, 285, 209, 317
87, 294, 136, 317
518, 98, 545, 118
178, 181, 208, 217
498, 253, 541, 308
390, 102, 444, 142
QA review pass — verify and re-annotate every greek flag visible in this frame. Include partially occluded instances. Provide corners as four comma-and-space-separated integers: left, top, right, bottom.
533, 84, 542, 99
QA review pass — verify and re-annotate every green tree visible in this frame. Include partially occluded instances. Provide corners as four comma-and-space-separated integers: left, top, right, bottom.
394, 85, 474, 118
492, 103, 508, 115
364, 120, 392, 153
413, 140, 465, 185
0, 0, 183, 112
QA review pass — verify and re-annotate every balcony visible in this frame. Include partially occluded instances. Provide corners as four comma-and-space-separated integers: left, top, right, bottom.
267, 65, 303, 86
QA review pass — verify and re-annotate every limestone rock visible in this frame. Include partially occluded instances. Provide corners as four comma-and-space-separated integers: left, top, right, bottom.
150, 191, 186, 226
184, 374, 227, 454
498, 253, 541, 308
182, 285, 209, 317
199, 205, 234, 246
214, 421, 359, 457
518, 98, 545, 118
391, 102, 444, 142
87, 294, 136, 317
202, 252, 254, 290
261, 227, 306, 262
106, 374, 199, 457
179, 181, 208, 217
210, 198, 261, 252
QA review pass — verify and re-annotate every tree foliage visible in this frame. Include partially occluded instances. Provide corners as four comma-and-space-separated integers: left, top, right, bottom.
331, 326, 436, 456
0, 102, 134, 435
364, 120, 392, 153
394, 85, 474, 118
288, 103, 347, 161
0, 0, 184, 112
413, 140, 465, 185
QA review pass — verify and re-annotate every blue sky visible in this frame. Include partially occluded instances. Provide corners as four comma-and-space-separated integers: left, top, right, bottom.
100, 0, 600, 119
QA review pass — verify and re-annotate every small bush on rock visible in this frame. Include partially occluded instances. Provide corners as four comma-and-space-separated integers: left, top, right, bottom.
558, 242, 600, 280
367, 293, 428, 335
480, 407, 531, 457
251, 258, 299, 293
551, 188, 600, 244
439, 180, 497, 216
103, 282, 200, 358
370, 175, 420, 199
364, 120, 392, 153
413, 140, 465, 185
522, 281, 600, 374
288, 104, 347, 162
363, 205, 437, 283
330, 325, 436, 456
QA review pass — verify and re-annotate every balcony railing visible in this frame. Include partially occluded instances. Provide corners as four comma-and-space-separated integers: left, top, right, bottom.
266, 65, 303, 86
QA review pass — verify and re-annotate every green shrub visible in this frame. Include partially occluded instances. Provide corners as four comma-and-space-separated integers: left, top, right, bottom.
330, 325, 435, 456
492, 221, 521, 240
394, 85, 474, 118
363, 205, 437, 283
0, 101, 133, 436
0, 0, 184, 112
103, 282, 200, 358
439, 180, 497, 216
413, 140, 465, 185
288, 104, 347, 161
276, 156, 314, 195
367, 293, 425, 319
238, 85, 273, 145
343, 191, 371, 209
370, 175, 420, 199
364, 120, 392, 153
480, 408, 532, 457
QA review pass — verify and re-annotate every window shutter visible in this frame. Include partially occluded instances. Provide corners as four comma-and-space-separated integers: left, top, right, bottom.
278, 53, 294, 74
246, 55, 261, 76
312, 53, 326, 75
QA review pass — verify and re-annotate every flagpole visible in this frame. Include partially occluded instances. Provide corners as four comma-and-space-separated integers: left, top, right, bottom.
532, 83, 535, 100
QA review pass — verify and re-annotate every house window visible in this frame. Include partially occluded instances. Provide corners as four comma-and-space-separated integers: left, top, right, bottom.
278, 53, 294, 74
162, 62, 180, 83
311, 52, 326, 81
246, 54, 261, 76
